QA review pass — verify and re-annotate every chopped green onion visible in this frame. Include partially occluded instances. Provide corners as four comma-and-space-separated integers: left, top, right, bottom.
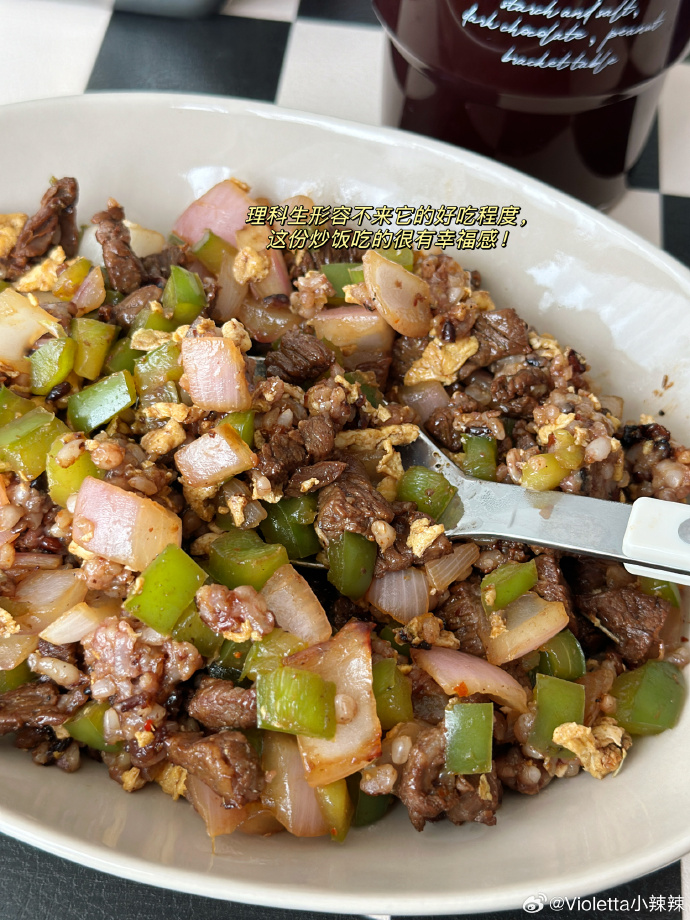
29, 337, 76, 396
396, 465, 456, 520
66, 370, 137, 434
372, 658, 414, 731
256, 666, 336, 739
123, 544, 207, 636
480, 559, 538, 614
612, 660, 686, 736
206, 528, 289, 592
528, 673, 585, 758
538, 629, 586, 680
445, 701, 494, 774
327, 531, 377, 601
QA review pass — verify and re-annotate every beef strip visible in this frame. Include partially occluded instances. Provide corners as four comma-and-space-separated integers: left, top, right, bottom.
284, 460, 347, 497
534, 553, 572, 614
436, 581, 486, 657
316, 455, 395, 543
408, 667, 449, 725
390, 336, 428, 385
3, 177, 78, 279
397, 722, 501, 831
298, 416, 336, 462
575, 586, 670, 667
196, 584, 274, 639
37, 638, 78, 666
166, 730, 263, 807
188, 677, 257, 730
457, 309, 531, 379
265, 329, 334, 385
425, 406, 465, 452
494, 746, 552, 795
0, 681, 67, 734
102, 284, 162, 328
255, 427, 307, 490
490, 367, 550, 418
374, 509, 452, 576
142, 245, 188, 284
91, 200, 144, 294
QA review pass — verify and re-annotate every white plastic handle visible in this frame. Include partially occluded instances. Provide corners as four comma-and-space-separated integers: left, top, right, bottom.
622, 497, 690, 586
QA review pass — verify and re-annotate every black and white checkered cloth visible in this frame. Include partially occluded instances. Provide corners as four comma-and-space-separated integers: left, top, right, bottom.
0, 0, 687, 918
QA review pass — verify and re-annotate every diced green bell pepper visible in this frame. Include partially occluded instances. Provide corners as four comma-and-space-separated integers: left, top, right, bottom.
481, 559, 538, 614
342, 371, 383, 408
445, 701, 494, 774
67, 370, 137, 433
53, 257, 91, 301
315, 779, 354, 842
207, 637, 253, 681
259, 494, 321, 560
104, 337, 144, 375
396, 465, 456, 520
206, 528, 289, 592
521, 453, 567, 491
65, 700, 123, 753
241, 628, 306, 681
130, 303, 176, 334
321, 262, 364, 303
220, 410, 255, 446
172, 602, 223, 659
378, 625, 410, 658
124, 544, 207, 635
0, 386, 34, 428
612, 660, 686, 735
372, 658, 414, 731
71, 317, 118, 380
256, 666, 336, 739
528, 673, 585, 758
377, 245, 414, 271
638, 576, 681, 608
0, 407, 69, 480
460, 435, 497, 482
46, 432, 104, 507
29, 337, 76, 396
551, 430, 585, 471
346, 774, 392, 827
327, 531, 377, 601
133, 341, 182, 405
103, 288, 124, 306
161, 265, 207, 326
538, 629, 586, 681
191, 230, 236, 276
0, 660, 34, 695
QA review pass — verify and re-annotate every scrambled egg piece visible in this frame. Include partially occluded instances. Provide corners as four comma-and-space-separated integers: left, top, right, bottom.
0, 607, 20, 638
489, 611, 507, 638
121, 767, 145, 793
14, 246, 66, 292
190, 532, 220, 556
552, 716, 632, 780
377, 441, 404, 481
528, 331, 563, 359
404, 336, 479, 387
221, 318, 252, 353
406, 517, 445, 557
131, 329, 173, 351
141, 403, 190, 423
334, 424, 419, 451
477, 774, 493, 801
536, 412, 576, 446
233, 246, 270, 284
402, 613, 459, 649
182, 482, 219, 522
155, 763, 187, 801
140, 420, 186, 458
0, 213, 27, 259
134, 729, 155, 749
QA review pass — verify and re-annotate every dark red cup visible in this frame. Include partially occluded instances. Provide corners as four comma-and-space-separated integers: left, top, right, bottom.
373, 0, 690, 208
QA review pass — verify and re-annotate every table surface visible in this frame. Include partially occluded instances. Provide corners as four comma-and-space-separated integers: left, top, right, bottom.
0, 1, 688, 918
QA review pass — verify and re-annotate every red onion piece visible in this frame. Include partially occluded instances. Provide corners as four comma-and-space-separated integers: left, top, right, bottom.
285, 621, 381, 787
72, 477, 182, 572
309, 306, 395, 371
366, 567, 429, 624
39, 600, 115, 645
71, 266, 106, 316
236, 803, 285, 836
237, 296, 298, 344
362, 250, 431, 338
412, 646, 529, 713
261, 731, 329, 837
261, 564, 332, 645
425, 543, 480, 593
400, 381, 450, 424
175, 425, 256, 489
483, 594, 569, 666
212, 251, 247, 323
173, 179, 255, 249
13, 569, 88, 634
185, 774, 248, 838
181, 337, 251, 412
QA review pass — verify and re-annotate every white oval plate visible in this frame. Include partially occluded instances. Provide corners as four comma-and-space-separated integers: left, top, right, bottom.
0, 93, 688, 915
